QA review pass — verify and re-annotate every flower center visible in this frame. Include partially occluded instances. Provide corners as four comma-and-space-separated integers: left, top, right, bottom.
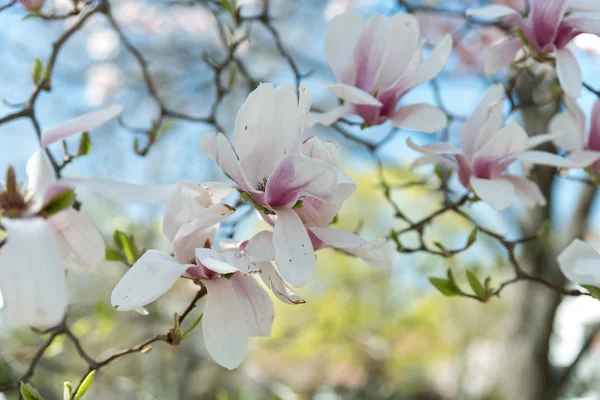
0, 165, 29, 218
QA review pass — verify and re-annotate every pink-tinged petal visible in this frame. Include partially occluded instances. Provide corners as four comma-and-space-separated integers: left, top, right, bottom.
472, 100, 506, 155
407, 137, 462, 155
557, 239, 600, 285
273, 209, 315, 287
195, 248, 239, 274
231, 274, 274, 337
111, 250, 190, 311
326, 84, 382, 106
265, 155, 337, 208
353, 14, 388, 92
302, 136, 342, 167
202, 278, 249, 370
377, 13, 420, 90
568, 150, 600, 167
26, 150, 56, 206
325, 12, 365, 85
470, 177, 515, 210
60, 178, 177, 204
556, 48, 582, 98
41, 105, 123, 148
515, 150, 575, 167
0, 218, 66, 328
475, 121, 529, 159
309, 227, 390, 268
258, 261, 305, 305
483, 38, 522, 76
410, 155, 459, 170
589, 100, 600, 149
48, 209, 105, 272
563, 12, 600, 35
297, 82, 312, 140
501, 175, 546, 207
200, 132, 247, 189
306, 105, 352, 128
391, 104, 448, 133
461, 84, 506, 159
531, 0, 569, 44
466, 5, 520, 20
163, 180, 215, 241
527, 133, 562, 149
405, 35, 453, 90
569, 0, 600, 11
550, 111, 585, 151
245, 231, 275, 262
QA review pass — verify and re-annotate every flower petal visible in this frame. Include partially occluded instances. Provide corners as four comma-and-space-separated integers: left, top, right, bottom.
48, 209, 105, 272
273, 209, 315, 287
550, 111, 585, 151
200, 132, 247, 189
245, 231, 275, 262
111, 250, 190, 311
556, 47, 582, 98
391, 104, 448, 133
557, 239, 600, 285
325, 12, 365, 85
483, 38, 522, 76
195, 248, 239, 275
569, 150, 600, 167
306, 105, 352, 128
406, 137, 462, 155
515, 150, 574, 167
202, 278, 249, 370
231, 273, 274, 337
470, 177, 515, 210
325, 84, 382, 106
26, 150, 57, 206
465, 5, 520, 20
405, 35, 453, 89
163, 180, 215, 241
475, 120, 529, 159
41, 105, 123, 148
377, 13, 420, 90
258, 261, 305, 305
501, 175, 546, 207
60, 178, 178, 204
0, 218, 66, 327
353, 14, 388, 92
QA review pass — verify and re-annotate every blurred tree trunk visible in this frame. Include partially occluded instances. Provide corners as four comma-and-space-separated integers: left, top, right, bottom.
497, 73, 596, 399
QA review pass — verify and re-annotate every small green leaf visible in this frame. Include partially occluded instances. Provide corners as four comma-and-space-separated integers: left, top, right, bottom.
155, 120, 175, 141
105, 248, 122, 262
466, 270, 486, 298
41, 189, 75, 216
20, 383, 41, 400
466, 228, 478, 246
292, 200, 303, 209
73, 370, 95, 400
32, 59, 43, 84
220, 0, 234, 15
64, 381, 73, 400
113, 231, 138, 264
582, 285, 600, 300
77, 132, 92, 156
181, 313, 203, 342
429, 277, 459, 297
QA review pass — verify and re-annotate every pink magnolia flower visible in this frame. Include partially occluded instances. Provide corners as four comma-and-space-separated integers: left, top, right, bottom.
201, 83, 389, 287
550, 97, 600, 173
408, 84, 573, 211
558, 239, 600, 287
467, 0, 600, 97
18, 0, 45, 11
308, 12, 453, 132
0, 105, 122, 327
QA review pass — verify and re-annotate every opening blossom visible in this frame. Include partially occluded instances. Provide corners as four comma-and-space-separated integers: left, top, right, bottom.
201, 82, 390, 288
308, 12, 453, 133
408, 84, 573, 211
550, 97, 600, 173
467, 0, 600, 98
0, 105, 122, 327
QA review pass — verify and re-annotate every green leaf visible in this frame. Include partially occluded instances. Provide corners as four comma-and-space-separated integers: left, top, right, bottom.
466, 228, 478, 247
220, 0, 234, 15
41, 189, 75, 216
155, 120, 175, 141
181, 313, 203, 342
20, 383, 41, 400
77, 132, 92, 156
582, 285, 600, 300
113, 231, 138, 264
73, 370, 95, 400
466, 270, 486, 298
32, 59, 43, 84
64, 381, 73, 400
105, 248, 122, 262
292, 200, 303, 209
429, 277, 459, 297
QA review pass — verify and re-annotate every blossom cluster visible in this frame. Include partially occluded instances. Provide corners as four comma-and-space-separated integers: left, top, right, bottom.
2, 0, 600, 371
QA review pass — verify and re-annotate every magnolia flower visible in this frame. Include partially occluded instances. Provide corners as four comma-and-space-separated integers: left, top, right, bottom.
201, 83, 390, 287
550, 97, 600, 173
558, 239, 600, 287
408, 84, 573, 211
18, 0, 45, 11
467, 0, 600, 97
0, 105, 122, 327
308, 12, 452, 132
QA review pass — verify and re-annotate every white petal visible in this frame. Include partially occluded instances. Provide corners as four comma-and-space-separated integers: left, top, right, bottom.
569, 0, 600, 12
26, 150, 57, 205
60, 178, 177, 204
306, 106, 352, 128
245, 231, 275, 262
48, 209, 105, 272
475, 120, 529, 159
202, 278, 249, 370
466, 5, 520, 20
325, 84, 382, 106
556, 48, 582, 98
557, 239, 600, 285
515, 150, 575, 167
273, 209, 315, 287
564, 12, 600, 34
406, 137, 462, 155
111, 250, 190, 311
501, 175, 546, 207
231, 274, 274, 337
196, 248, 239, 274
391, 104, 448, 133
297, 82, 312, 139
325, 12, 365, 85
200, 132, 248, 189
405, 35, 453, 89
377, 13, 420, 90
163, 180, 215, 241
472, 100, 506, 155
0, 218, 66, 327
410, 155, 459, 170
470, 177, 515, 210
569, 150, 600, 167
550, 112, 584, 152
527, 133, 561, 149
258, 262, 305, 305
483, 38, 522, 76
41, 105, 123, 148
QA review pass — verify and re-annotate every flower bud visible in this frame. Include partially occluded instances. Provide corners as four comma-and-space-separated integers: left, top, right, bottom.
18, 0, 45, 11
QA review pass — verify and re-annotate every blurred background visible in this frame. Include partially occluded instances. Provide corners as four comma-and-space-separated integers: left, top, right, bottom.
2, 0, 600, 398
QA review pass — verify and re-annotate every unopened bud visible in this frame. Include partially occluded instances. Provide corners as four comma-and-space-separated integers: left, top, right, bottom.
18, 0, 45, 11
